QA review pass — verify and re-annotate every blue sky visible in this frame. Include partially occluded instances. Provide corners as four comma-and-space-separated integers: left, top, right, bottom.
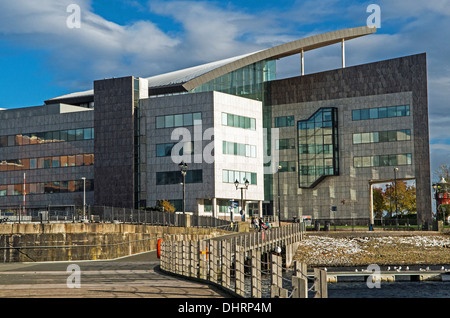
0, 0, 449, 175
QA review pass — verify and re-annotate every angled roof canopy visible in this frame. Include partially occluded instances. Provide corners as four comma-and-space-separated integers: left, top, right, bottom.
45, 26, 376, 104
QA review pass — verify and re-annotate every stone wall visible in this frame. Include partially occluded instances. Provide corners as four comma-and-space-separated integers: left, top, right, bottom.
0, 223, 226, 262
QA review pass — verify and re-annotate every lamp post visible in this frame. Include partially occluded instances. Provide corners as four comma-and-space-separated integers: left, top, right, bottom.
234, 179, 249, 221
81, 177, 86, 222
277, 165, 282, 227
179, 161, 188, 227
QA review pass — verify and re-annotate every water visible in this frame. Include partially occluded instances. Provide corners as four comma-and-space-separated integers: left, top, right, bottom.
328, 281, 450, 298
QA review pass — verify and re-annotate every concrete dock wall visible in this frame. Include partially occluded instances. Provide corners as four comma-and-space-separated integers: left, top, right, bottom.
0, 223, 226, 262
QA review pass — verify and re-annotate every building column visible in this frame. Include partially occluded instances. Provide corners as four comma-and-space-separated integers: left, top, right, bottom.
369, 183, 374, 230
341, 39, 346, 68
301, 49, 305, 75
258, 200, 263, 218
212, 197, 217, 218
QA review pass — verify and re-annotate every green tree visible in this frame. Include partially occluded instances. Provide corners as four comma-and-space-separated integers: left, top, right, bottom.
373, 187, 385, 218
384, 181, 416, 217
157, 200, 176, 213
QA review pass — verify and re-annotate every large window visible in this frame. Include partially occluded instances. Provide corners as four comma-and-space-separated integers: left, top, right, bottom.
0, 179, 94, 197
354, 153, 412, 168
222, 169, 257, 185
156, 170, 203, 185
0, 154, 94, 171
221, 113, 256, 130
156, 112, 201, 129
275, 116, 294, 128
156, 142, 193, 157
353, 129, 411, 144
352, 105, 410, 121
222, 141, 256, 158
276, 138, 295, 150
298, 108, 339, 188
0, 128, 94, 147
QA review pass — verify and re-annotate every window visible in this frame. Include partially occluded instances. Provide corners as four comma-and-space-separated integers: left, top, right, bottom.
156, 112, 202, 129
352, 105, 410, 121
275, 116, 294, 127
279, 161, 296, 172
353, 153, 412, 168
222, 170, 257, 185
352, 129, 411, 144
298, 108, 339, 188
222, 113, 256, 130
276, 138, 295, 150
156, 170, 203, 185
222, 141, 256, 158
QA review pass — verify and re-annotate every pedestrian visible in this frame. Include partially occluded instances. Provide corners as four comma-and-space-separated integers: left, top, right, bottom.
254, 217, 259, 230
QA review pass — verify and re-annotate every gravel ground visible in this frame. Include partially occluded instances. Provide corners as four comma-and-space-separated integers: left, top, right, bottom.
294, 232, 450, 267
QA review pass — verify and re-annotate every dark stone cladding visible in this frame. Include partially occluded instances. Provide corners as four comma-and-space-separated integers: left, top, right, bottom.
267, 53, 431, 224
93, 76, 135, 209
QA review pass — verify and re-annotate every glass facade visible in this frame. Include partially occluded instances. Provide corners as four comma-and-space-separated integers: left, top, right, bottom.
298, 108, 339, 188
191, 60, 276, 101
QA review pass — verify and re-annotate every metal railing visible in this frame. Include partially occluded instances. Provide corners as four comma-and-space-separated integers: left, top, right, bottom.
158, 223, 324, 298
304, 217, 436, 231
0, 205, 238, 230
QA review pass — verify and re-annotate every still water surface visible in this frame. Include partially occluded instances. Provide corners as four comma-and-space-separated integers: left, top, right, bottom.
328, 281, 450, 298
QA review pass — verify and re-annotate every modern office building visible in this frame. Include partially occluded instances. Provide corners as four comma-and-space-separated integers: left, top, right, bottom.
0, 26, 432, 224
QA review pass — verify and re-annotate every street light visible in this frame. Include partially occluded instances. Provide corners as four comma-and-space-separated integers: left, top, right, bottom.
235, 179, 249, 221
277, 165, 282, 227
179, 161, 188, 226
81, 177, 86, 222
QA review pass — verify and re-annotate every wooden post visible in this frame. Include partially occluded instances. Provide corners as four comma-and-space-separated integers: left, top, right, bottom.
210, 240, 218, 284
271, 253, 282, 287
199, 240, 207, 280
190, 241, 197, 278
235, 245, 245, 296
222, 240, 231, 289
292, 276, 308, 298
251, 249, 261, 298
314, 268, 328, 298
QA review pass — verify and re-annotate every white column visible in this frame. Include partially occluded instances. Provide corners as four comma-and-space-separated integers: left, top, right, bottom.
258, 200, 263, 218
341, 39, 345, 68
212, 198, 217, 218
301, 49, 304, 75
369, 183, 374, 228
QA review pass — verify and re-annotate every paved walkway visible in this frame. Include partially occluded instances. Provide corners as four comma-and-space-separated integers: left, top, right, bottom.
0, 251, 231, 298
